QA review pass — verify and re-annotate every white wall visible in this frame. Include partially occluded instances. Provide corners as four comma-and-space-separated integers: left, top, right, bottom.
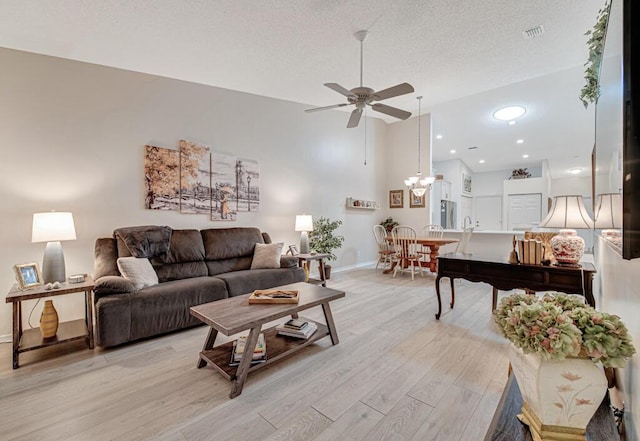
0, 48, 395, 337
384, 113, 432, 229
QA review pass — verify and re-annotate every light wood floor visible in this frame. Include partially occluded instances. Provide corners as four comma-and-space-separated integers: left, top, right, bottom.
0, 267, 511, 441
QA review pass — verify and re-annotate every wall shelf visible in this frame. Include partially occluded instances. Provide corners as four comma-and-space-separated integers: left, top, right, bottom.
346, 197, 379, 210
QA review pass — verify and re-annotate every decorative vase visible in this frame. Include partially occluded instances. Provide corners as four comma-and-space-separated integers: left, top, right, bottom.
323, 264, 332, 280
40, 300, 59, 338
549, 229, 585, 266
508, 345, 607, 441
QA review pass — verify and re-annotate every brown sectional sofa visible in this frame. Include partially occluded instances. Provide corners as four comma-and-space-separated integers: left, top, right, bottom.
92, 226, 305, 347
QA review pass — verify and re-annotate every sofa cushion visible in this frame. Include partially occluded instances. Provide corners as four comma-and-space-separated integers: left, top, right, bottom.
201, 227, 264, 261
129, 277, 228, 341
150, 229, 208, 282
250, 243, 284, 269
117, 257, 159, 290
215, 268, 304, 297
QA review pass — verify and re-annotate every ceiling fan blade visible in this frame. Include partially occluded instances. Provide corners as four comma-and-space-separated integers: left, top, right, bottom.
347, 108, 363, 128
371, 83, 415, 101
371, 103, 412, 120
325, 83, 357, 98
305, 103, 350, 113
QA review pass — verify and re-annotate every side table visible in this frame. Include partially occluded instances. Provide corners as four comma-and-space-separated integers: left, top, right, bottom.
5, 276, 95, 369
296, 253, 330, 287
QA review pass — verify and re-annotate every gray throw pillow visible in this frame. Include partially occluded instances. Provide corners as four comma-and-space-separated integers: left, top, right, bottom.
250, 243, 284, 269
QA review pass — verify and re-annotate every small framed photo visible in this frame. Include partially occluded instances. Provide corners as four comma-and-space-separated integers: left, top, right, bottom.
14, 262, 43, 290
389, 190, 404, 208
287, 244, 299, 255
410, 192, 425, 208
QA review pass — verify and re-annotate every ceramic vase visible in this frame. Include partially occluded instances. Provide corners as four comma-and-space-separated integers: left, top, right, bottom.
40, 300, 59, 338
549, 229, 585, 266
508, 345, 607, 441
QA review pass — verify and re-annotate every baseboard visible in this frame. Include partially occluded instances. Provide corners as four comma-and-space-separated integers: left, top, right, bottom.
0, 334, 12, 344
331, 260, 377, 273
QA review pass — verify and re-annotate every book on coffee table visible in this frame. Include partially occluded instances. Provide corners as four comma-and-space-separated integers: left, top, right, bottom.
248, 289, 299, 304
276, 321, 318, 339
230, 333, 267, 366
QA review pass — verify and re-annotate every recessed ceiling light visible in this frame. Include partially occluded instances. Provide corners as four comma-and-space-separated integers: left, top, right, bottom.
436, 134, 443, 139
493, 105, 526, 121
568, 168, 582, 174
450, 149, 456, 154
479, 159, 485, 164
517, 139, 524, 144
523, 154, 529, 158
508, 120, 517, 126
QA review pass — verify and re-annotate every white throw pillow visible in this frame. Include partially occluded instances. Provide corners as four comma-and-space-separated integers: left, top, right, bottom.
250, 243, 284, 270
117, 257, 159, 290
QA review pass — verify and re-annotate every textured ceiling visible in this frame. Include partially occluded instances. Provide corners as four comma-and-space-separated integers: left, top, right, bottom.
0, 0, 605, 177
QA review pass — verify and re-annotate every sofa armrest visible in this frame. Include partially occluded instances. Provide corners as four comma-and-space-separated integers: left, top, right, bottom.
280, 255, 299, 268
94, 276, 135, 300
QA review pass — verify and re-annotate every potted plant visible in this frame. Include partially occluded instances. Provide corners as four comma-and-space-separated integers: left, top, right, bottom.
380, 217, 399, 233
309, 217, 344, 279
509, 168, 531, 179
495, 292, 635, 439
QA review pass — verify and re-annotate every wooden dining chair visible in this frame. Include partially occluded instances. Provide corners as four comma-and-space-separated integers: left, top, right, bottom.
373, 224, 394, 270
391, 225, 424, 279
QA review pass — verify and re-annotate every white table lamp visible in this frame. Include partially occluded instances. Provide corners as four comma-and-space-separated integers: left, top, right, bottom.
32, 212, 77, 283
295, 214, 313, 254
594, 193, 622, 237
538, 195, 593, 266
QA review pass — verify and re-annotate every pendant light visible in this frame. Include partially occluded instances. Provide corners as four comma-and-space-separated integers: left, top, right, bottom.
404, 96, 435, 197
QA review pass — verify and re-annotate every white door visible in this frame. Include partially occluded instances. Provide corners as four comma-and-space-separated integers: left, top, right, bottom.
508, 193, 542, 230
475, 196, 502, 230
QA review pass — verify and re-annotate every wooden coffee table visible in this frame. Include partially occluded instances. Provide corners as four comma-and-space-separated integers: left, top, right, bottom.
190, 282, 345, 398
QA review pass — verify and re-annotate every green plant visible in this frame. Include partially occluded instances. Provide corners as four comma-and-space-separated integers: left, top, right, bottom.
580, 1, 611, 108
380, 217, 399, 232
309, 217, 344, 261
495, 292, 635, 368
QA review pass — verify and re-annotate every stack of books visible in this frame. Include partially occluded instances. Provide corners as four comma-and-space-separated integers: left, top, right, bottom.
276, 318, 318, 340
517, 239, 545, 265
230, 333, 266, 366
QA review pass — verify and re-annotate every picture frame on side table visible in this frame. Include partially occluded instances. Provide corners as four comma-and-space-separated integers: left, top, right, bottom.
409, 192, 425, 208
287, 244, 299, 255
13, 262, 43, 290
389, 190, 404, 208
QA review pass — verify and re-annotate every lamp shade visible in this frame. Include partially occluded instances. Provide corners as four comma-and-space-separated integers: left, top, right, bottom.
295, 214, 313, 232
538, 195, 594, 229
594, 193, 622, 229
32, 212, 77, 243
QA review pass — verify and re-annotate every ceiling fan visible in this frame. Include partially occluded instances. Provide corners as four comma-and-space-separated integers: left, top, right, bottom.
305, 30, 415, 128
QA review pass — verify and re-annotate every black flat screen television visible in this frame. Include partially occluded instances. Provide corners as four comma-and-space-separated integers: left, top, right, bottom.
596, 0, 640, 259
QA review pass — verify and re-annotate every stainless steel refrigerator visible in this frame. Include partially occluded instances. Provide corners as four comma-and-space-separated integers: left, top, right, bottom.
440, 200, 457, 229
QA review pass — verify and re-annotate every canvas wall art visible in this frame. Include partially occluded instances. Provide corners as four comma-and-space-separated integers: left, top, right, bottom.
236, 158, 260, 212
179, 140, 211, 214
211, 151, 238, 221
144, 145, 180, 210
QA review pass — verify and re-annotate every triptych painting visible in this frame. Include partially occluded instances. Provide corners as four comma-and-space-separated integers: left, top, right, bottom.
144, 140, 260, 221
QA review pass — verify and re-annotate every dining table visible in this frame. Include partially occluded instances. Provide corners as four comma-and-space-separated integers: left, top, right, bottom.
384, 236, 459, 274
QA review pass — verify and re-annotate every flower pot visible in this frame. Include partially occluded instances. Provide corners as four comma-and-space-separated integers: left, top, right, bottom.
40, 300, 59, 338
508, 345, 607, 440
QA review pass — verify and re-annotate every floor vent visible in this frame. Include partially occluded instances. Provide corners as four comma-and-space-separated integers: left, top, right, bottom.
523, 25, 545, 39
